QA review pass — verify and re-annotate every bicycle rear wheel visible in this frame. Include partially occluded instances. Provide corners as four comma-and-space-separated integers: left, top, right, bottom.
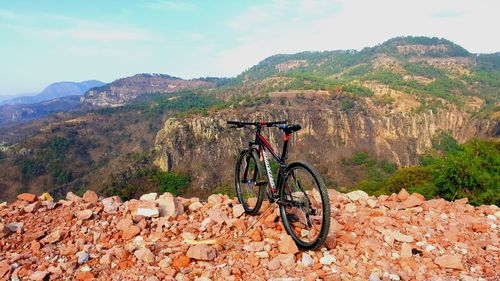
235, 149, 265, 215
279, 161, 331, 250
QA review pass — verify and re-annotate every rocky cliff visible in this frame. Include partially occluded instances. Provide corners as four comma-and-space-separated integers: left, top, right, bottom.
155, 93, 498, 193
80, 74, 214, 108
0, 189, 498, 280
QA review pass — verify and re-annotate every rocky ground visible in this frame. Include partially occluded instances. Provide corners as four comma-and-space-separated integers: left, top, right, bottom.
0, 189, 498, 281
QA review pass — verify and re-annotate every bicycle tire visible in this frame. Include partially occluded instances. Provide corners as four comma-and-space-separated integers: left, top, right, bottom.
235, 149, 265, 215
279, 161, 331, 250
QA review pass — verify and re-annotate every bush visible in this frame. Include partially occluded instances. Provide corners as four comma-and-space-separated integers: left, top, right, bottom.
384, 166, 434, 194
431, 139, 499, 206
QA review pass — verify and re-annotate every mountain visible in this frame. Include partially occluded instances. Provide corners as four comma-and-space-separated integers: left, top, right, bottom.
0, 96, 81, 125
0, 36, 498, 203
0, 80, 105, 105
80, 74, 214, 108
1, 189, 497, 279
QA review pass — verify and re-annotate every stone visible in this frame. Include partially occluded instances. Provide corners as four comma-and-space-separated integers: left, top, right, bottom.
367, 199, 377, 208
77, 251, 90, 264
302, 253, 313, 267
159, 257, 173, 273
369, 273, 381, 281
400, 243, 412, 258
393, 231, 413, 243
41, 230, 61, 244
346, 190, 369, 201
172, 255, 191, 270
116, 218, 133, 231
29, 271, 48, 281
82, 190, 98, 204
6, 222, 23, 233
99, 254, 111, 265
66, 192, 82, 202
397, 189, 410, 201
136, 207, 160, 218
207, 194, 224, 205
75, 272, 94, 280
207, 209, 231, 225
232, 204, 245, 218
434, 255, 463, 269
122, 225, 141, 240
140, 193, 158, 201
320, 254, 336, 265
17, 193, 37, 202
345, 203, 357, 213
276, 253, 295, 268
134, 247, 155, 263
76, 210, 93, 220
187, 244, 217, 261
24, 201, 41, 213
102, 196, 121, 213
471, 223, 489, 233
278, 235, 299, 254
399, 195, 424, 209
0, 261, 10, 278
156, 193, 181, 217
0, 223, 11, 238
188, 201, 203, 212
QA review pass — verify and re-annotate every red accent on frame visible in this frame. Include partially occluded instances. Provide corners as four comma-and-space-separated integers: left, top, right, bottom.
283, 134, 291, 141
258, 135, 275, 154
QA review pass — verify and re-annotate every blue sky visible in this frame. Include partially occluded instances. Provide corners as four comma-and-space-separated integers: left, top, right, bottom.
1, 0, 499, 95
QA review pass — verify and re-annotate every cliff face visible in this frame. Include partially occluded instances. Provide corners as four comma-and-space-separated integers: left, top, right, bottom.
155, 94, 497, 193
80, 74, 213, 108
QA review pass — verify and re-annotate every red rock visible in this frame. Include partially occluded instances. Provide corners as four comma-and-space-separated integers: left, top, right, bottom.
399, 195, 424, 209
66, 192, 82, 202
29, 271, 48, 281
187, 244, 217, 260
397, 189, 410, 201
400, 243, 412, 258
278, 235, 299, 254
17, 193, 37, 202
82, 190, 98, 204
0, 261, 10, 278
75, 271, 94, 280
134, 247, 155, 263
122, 225, 140, 240
250, 229, 262, 242
434, 255, 463, 269
76, 210, 93, 220
172, 255, 191, 270
455, 197, 468, 204
471, 223, 488, 233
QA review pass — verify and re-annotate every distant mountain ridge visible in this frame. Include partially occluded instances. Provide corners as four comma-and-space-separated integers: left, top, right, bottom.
80, 73, 214, 108
0, 80, 105, 105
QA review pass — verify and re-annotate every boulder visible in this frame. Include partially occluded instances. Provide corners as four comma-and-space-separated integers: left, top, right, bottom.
82, 190, 98, 204
17, 193, 37, 202
140, 193, 158, 201
434, 255, 463, 269
156, 193, 182, 217
187, 244, 217, 261
278, 235, 299, 254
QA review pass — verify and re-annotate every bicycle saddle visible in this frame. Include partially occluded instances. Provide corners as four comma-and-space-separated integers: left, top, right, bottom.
279, 124, 302, 134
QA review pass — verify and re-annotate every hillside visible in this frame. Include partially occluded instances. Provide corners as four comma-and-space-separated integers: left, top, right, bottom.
0, 36, 498, 202
0, 189, 498, 280
0, 96, 81, 125
0, 80, 104, 106
80, 74, 215, 108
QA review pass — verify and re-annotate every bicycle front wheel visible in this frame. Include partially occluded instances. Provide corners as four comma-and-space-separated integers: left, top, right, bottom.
235, 149, 265, 215
279, 161, 331, 250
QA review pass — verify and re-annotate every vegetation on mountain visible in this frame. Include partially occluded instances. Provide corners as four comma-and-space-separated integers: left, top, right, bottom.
350, 137, 500, 206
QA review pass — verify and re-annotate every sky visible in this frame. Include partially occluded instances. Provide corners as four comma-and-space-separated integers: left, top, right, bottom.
1, 0, 499, 96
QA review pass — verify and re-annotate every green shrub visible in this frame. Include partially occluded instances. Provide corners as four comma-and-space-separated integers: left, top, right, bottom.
384, 166, 434, 194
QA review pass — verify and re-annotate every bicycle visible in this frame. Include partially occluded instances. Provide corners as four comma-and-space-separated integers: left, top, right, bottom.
227, 120, 331, 250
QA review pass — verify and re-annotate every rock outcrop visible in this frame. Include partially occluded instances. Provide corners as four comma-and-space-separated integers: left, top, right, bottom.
154, 95, 497, 192
80, 74, 214, 108
0, 190, 498, 280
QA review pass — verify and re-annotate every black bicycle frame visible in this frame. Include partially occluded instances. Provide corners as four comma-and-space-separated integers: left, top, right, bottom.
251, 125, 291, 196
